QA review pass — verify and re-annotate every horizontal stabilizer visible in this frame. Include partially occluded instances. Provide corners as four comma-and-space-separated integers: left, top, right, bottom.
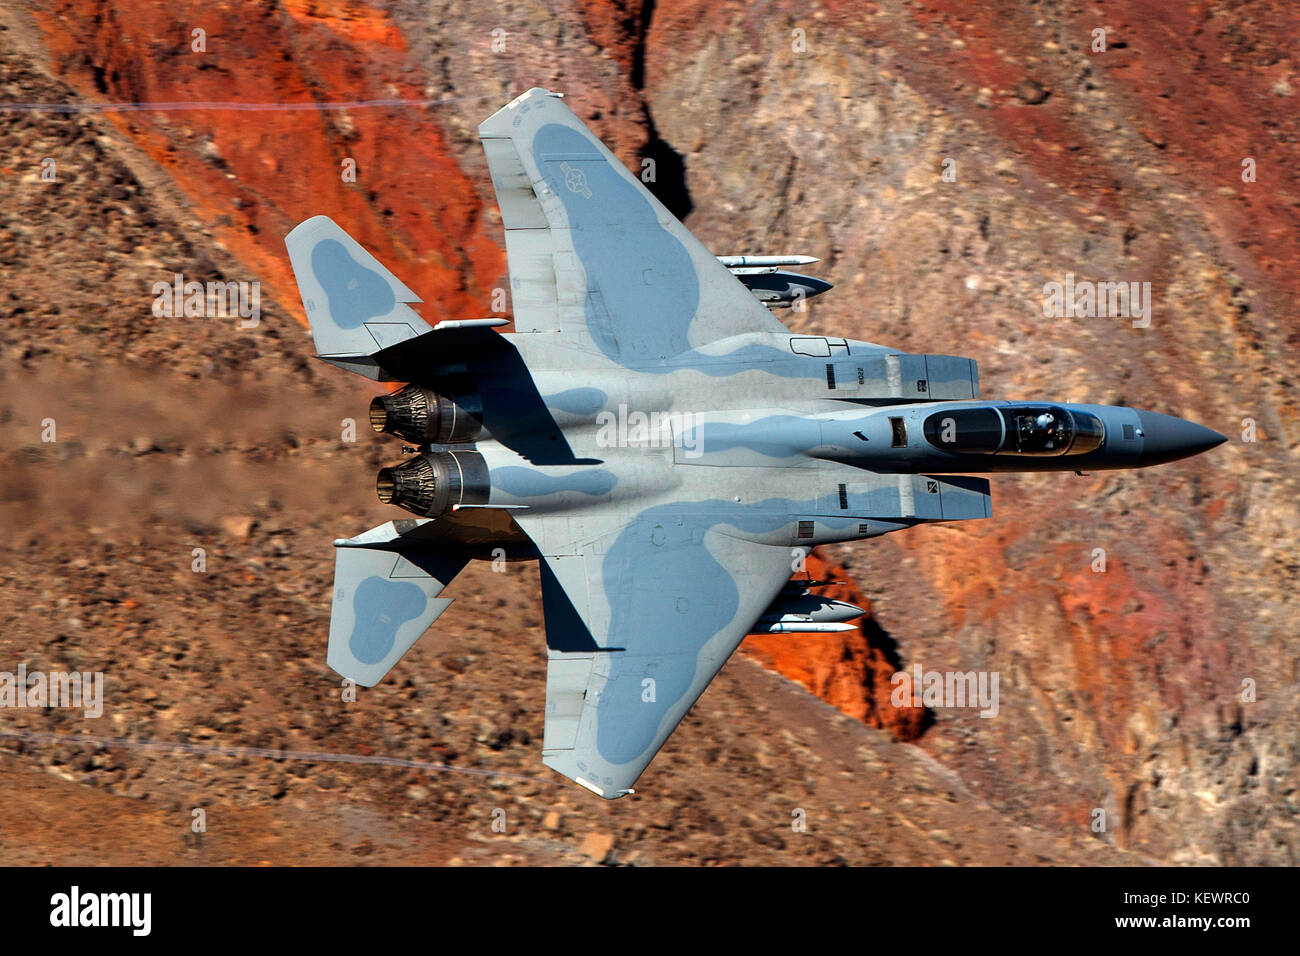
285, 215, 434, 363
327, 522, 468, 686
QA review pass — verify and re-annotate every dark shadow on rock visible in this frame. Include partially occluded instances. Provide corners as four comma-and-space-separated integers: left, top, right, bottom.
642, 132, 693, 222
861, 615, 936, 737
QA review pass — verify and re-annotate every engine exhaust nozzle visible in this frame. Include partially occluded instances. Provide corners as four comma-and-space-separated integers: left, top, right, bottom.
376, 450, 491, 518
369, 383, 483, 445
376, 455, 439, 516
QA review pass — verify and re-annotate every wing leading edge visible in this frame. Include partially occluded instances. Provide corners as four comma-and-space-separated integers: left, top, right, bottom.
516, 510, 796, 797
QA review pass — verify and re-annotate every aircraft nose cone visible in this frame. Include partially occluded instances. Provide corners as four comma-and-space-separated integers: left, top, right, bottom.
1135, 410, 1227, 464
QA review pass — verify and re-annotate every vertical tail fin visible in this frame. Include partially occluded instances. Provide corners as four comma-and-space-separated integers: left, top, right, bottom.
284, 216, 434, 372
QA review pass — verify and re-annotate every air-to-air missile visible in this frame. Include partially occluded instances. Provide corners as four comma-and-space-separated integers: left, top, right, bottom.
715, 255, 821, 269
750, 575, 865, 634
754, 592, 866, 633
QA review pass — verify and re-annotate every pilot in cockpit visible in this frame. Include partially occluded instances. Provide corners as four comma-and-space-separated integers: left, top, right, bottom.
1018, 410, 1068, 453
1037, 412, 1061, 449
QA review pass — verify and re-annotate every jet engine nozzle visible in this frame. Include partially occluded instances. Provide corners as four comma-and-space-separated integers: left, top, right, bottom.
376, 450, 490, 517
376, 455, 439, 516
369, 383, 483, 445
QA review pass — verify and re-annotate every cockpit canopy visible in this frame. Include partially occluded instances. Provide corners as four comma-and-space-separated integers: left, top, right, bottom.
924, 405, 1104, 457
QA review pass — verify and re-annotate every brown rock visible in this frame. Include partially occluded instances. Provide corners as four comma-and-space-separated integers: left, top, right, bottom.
579, 831, 616, 863
218, 515, 255, 541
1013, 79, 1050, 105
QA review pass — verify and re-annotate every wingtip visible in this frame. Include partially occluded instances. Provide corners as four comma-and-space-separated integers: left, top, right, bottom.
575, 777, 635, 799
285, 214, 335, 241
553, 765, 638, 800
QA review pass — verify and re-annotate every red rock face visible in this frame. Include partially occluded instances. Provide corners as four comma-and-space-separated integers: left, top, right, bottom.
896, 0, 1300, 321
37, 0, 505, 322
741, 551, 928, 741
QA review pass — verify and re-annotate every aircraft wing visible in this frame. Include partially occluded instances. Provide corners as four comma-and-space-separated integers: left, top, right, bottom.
477, 87, 789, 358
515, 510, 796, 797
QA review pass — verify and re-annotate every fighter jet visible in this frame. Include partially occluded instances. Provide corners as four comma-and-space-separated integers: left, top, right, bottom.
284, 88, 1225, 798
